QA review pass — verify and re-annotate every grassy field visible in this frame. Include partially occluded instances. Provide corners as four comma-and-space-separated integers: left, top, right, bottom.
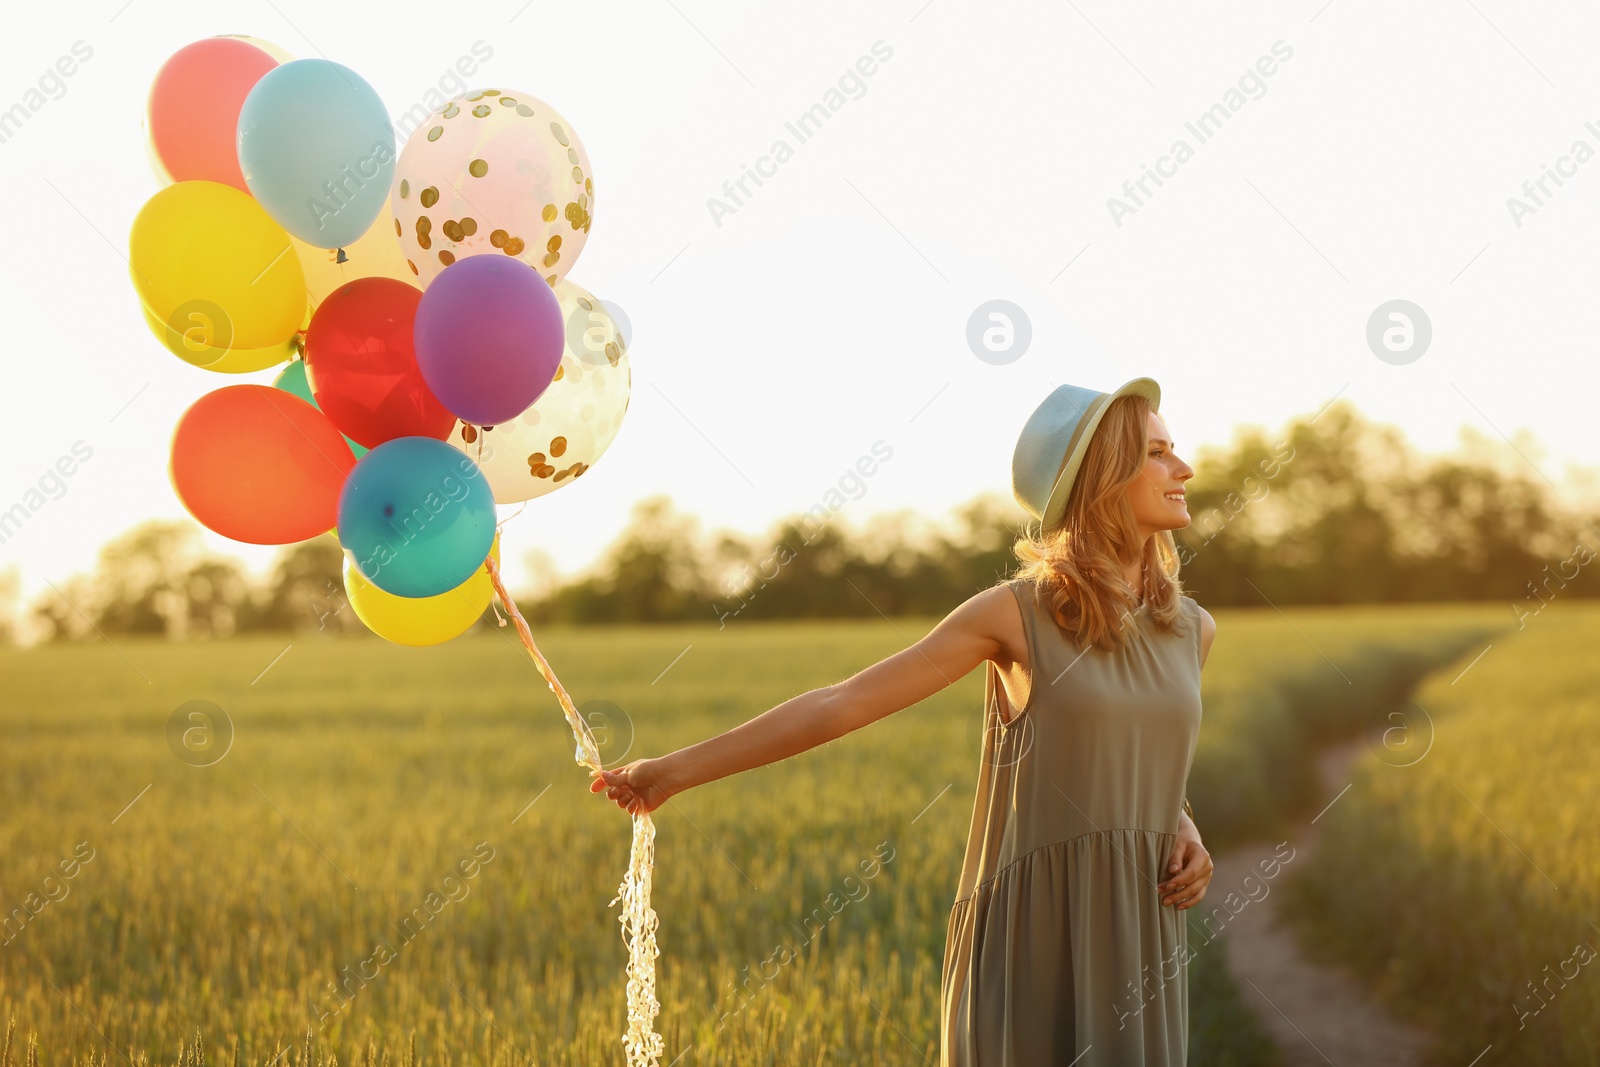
1279, 600, 1600, 1065
0, 599, 1510, 1066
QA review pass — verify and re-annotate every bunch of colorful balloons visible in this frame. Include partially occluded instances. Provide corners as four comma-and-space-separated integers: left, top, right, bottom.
129, 35, 632, 646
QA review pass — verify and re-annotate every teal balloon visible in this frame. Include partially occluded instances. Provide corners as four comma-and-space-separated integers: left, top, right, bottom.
337, 437, 496, 598
238, 59, 394, 248
271, 361, 368, 459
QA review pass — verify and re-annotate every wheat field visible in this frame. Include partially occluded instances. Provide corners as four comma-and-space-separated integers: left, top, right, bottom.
0, 599, 1511, 1066
1279, 600, 1600, 1066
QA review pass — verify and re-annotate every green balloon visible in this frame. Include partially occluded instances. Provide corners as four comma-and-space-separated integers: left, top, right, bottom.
271, 360, 368, 458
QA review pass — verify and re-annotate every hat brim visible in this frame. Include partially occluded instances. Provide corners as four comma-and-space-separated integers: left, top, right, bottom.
1039, 376, 1161, 533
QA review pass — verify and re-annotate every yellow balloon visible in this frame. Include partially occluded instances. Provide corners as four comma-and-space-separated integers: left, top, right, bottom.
292, 194, 421, 312
219, 35, 297, 63
138, 303, 298, 373
343, 534, 501, 646
129, 181, 308, 367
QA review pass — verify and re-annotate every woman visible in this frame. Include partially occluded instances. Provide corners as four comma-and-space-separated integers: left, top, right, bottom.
591, 376, 1216, 1065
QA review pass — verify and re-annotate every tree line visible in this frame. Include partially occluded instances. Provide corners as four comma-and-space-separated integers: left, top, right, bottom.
9, 400, 1598, 643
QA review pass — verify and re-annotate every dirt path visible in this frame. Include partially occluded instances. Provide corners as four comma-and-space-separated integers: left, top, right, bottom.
1203, 739, 1437, 1066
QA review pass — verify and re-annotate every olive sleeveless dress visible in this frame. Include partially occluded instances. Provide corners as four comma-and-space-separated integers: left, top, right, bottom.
940, 577, 1204, 1066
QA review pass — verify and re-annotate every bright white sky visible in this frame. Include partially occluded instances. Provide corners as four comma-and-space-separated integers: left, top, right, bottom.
4, 0, 1599, 610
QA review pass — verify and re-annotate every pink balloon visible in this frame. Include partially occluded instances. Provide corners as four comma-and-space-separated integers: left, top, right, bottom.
413, 257, 563, 426
148, 38, 280, 191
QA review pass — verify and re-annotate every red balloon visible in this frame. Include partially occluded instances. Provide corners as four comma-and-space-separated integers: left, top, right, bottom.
148, 38, 279, 191
304, 277, 456, 449
170, 385, 356, 545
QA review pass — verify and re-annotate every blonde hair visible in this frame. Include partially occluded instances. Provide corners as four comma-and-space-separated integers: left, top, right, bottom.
1011, 392, 1188, 652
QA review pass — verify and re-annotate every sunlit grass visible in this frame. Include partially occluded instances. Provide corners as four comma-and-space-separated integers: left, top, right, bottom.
0, 601, 1506, 1065
1278, 601, 1600, 1065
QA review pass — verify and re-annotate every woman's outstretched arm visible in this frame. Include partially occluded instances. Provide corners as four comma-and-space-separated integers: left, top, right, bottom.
590, 585, 1018, 815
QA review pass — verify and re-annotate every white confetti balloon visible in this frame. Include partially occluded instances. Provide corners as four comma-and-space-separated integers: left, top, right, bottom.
449, 278, 630, 504
393, 86, 593, 287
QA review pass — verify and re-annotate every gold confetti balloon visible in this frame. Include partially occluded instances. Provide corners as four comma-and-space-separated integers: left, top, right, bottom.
449, 278, 630, 504
392, 88, 594, 289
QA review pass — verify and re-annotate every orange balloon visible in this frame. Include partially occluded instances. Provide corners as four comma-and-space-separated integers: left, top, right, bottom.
170, 385, 356, 545
147, 38, 280, 192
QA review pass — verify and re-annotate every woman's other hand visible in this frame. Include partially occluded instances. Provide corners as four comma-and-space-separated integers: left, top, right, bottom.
588, 758, 675, 816
1159, 815, 1213, 910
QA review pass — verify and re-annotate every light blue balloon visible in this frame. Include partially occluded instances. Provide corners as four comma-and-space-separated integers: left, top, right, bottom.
238, 59, 395, 249
337, 437, 496, 598
270, 360, 368, 459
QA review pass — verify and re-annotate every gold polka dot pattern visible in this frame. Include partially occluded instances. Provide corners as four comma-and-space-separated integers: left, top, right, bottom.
392, 87, 595, 288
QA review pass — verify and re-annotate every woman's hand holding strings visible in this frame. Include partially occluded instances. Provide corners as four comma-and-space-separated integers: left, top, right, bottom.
589, 758, 675, 817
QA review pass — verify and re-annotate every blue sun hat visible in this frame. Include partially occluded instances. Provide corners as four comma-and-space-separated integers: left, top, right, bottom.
1012, 376, 1162, 536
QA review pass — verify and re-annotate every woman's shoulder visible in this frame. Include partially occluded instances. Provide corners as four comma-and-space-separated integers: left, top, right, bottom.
993, 573, 1030, 595
1178, 593, 1216, 649
991, 575, 1038, 616
1179, 593, 1211, 631
1001, 574, 1046, 609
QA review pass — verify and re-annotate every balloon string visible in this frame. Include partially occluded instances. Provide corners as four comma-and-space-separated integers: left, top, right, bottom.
482, 555, 665, 1067
484, 554, 601, 769
496, 502, 530, 530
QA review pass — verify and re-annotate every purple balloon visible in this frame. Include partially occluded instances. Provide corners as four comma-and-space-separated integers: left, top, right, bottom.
413, 255, 564, 426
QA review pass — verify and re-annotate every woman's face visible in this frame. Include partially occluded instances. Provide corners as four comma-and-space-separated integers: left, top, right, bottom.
1127, 410, 1194, 536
